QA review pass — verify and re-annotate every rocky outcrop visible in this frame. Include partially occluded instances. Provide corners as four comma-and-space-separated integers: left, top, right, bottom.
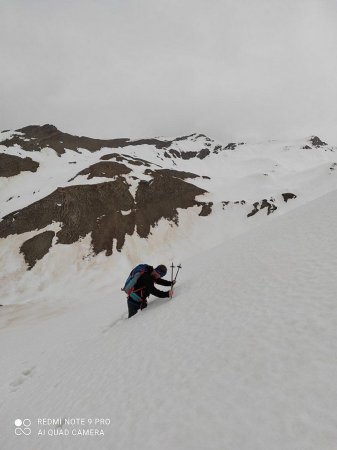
0, 153, 39, 177
20, 231, 55, 269
165, 148, 210, 160
0, 178, 134, 248
100, 153, 153, 167
0, 125, 225, 162
247, 198, 277, 217
69, 161, 131, 181
0, 124, 174, 156
134, 172, 207, 237
310, 136, 327, 148
224, 143, 237, 150
282, 193, 297, 202
0, 171, 208, 265
198, 202, 213, 216
0, 125, 128, 156
144, 168, 200, 179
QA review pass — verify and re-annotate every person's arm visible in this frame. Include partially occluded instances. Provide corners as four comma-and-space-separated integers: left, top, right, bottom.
142, 273, 171, 298
155, 278, 174, 287
149, 284, 170, 298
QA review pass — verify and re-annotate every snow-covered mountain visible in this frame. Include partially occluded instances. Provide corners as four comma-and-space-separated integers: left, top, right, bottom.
1, 125, 336, 278
0, 125, 337, 450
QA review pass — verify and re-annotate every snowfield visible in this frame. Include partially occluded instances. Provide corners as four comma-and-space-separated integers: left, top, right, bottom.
1, 128, 337, 449
1, 186, 337, 450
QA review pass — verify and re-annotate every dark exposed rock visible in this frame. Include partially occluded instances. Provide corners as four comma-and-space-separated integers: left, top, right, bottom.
171, 133, 209, 143
20, 231, 55, 269
0, 172, 207, 264
129, 138, 172, 149
310, 136, 327, 148
282, 193, 297, 202
0, 153, 39, 177
100, 152, 122, 161
173, 134, 196, 142
0, 124, 130, 156
330, 163, 337, 172
234, 200, 246, 205
134, 172, 207, 238
247, 202, 260, 217
69, 161, 131, 181
247, 198, 277, 217
224, 143, 237, 150
144, 168, 200, 179
0, 124, 175, 156
221, 200, 246, 210
123, 156, 152, 167
0, 125, 224, 163
169, 149, 181, 158
100, 153, 152, 167
164, 147, 212, 160
198, 202, 213, 216
302, 145, 312, 150
260, 199, 277, 215
180, 149, 210, 160
180, 151, 198, 160
0, 178, 134, 246
198, 149, 210, 159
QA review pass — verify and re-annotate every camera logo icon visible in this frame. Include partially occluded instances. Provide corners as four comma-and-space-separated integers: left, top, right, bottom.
14, 419, 31, 435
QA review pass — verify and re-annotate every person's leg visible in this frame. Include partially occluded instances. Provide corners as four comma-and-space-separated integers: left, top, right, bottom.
128, 299, 140, 318
140, 300, 147, 310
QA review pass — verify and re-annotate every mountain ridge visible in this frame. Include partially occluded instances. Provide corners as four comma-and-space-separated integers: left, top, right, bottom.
0, 124, 336, 274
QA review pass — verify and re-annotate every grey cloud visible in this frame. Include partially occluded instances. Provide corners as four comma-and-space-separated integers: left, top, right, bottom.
1, 0, 337, 143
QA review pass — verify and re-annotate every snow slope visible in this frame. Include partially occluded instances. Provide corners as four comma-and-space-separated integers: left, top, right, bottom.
1, 129, 337, 307
1, 188, 336, 450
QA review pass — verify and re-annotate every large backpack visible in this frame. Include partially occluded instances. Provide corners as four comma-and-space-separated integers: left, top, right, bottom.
121, 264, 152, 302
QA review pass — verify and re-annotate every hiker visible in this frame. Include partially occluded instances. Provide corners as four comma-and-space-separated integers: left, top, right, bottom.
125, 264, 174, 318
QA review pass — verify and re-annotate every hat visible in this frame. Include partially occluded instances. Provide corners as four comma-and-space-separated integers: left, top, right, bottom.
155, 264, 167, 277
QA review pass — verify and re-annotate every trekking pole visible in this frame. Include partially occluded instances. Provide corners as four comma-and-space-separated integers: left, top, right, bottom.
174, 264, 182, 283
171, 264, 182, 299
170, 262, 175, 285
170, 262, 175, 299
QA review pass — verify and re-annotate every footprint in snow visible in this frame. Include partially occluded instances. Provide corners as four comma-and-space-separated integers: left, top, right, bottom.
102, 314, 128, 333
10, 366, 36, 391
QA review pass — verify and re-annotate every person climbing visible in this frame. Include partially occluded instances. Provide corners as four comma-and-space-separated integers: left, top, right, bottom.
123, 264, 174, 318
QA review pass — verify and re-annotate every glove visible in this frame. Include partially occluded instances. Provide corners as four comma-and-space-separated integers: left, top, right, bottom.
140, 301, 148, 310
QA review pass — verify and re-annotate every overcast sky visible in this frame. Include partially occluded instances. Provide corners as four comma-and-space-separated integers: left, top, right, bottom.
1, 0, 337, 143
